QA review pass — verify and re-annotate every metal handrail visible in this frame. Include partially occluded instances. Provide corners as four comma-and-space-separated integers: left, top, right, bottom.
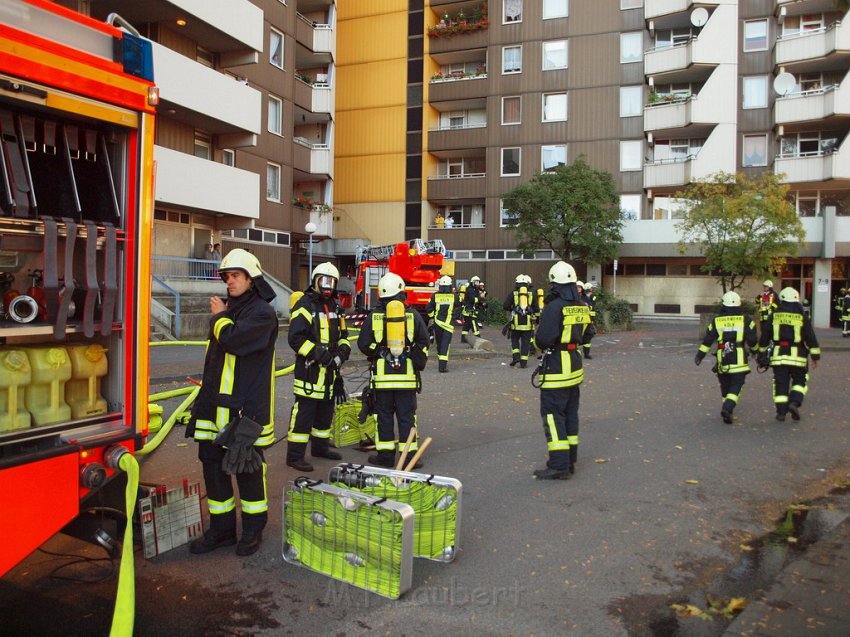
427, 172, 485, 180
151, 275, 181, 339
152, 255, 220, 280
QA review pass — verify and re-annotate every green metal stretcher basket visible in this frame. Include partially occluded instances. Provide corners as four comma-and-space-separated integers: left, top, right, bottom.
328, 463, 462, 563
283, 477, 414, 599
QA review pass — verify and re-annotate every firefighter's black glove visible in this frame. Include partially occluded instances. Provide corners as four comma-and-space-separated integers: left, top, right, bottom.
694, 351, 705, 366
358, 388, 375, 424
336, 343, 351, 363
409, 344, 427, 371
757, 351, 770, 369
333, 374, 347, 405
326, 354, 343, 373
314, 346, 333, 366
220, 417, 263, 475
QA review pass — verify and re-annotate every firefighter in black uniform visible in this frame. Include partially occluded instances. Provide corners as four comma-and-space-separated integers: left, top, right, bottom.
358, 273, 430, 468
533, 261, 590, 480
582, 281, 598, 359
833, 287, 846, 328
757, 279, 778, 325
756, 287, 821, 421
426, 275, 459, 372
461, 275, 486, 341
188, 249, 278, 556
694, 291, 758, 424
286, 262, 350, 472
841, 289, 850, 337
503, 274, 537, 368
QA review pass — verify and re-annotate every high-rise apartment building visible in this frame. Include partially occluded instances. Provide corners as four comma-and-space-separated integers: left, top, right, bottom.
335, 0, 849, 326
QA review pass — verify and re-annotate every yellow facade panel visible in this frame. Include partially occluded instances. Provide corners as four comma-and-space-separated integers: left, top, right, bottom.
334, 202, 406, 244
335, 155, 406, 203
336, 106, 406, 157
336, 59, 408, 111
337, 13, 408, 65
338, 0, 408, 21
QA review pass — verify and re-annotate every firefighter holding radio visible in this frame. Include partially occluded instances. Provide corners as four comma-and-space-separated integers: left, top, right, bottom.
287, 262, 351, 472
358, 273, 430, 468
532, 261, 590, 480
694, 291, 758, 424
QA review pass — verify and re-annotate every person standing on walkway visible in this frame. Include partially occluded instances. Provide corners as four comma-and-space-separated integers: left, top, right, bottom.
461, 275, 486, 342
358, 273, 429, 468
503, 274, 536, 368
757, 279, 778, 325
841, 288, 850, 337
833, 287, 846, 327
582, 281, 598, 359
286, 262, 350, 472
694, 291, 758, 424
532, 261, 590, 480
757, 287, 821, 422
426, 275, 459, 372
187, 249, 278, 556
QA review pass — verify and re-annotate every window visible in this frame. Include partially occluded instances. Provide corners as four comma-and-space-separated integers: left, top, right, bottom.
798, 72, 825, 93
620, 86, 642, 117
446, 111, 466, 129
502, 45, 522, 74
542, 93, 567, 121
194, 132, 211, 160
654, 28, 692, 50
620, 33, 643, 63
620, 140, 642, 171
620, 194, 641, 220
543, 0, 568, 19
542, 40, 568, 70
503, 0, 522, 23
196, 46, 215, 68
266, 163, 281, 201
744, 19, 768, 51
743, 76, 768, 109
442, 204, 484, 228
222, 149, 235, 167
502, 96, 521, 125
742, 134, 768, 167
500, 199, 519, 226
542, 145, 567, 171
782, 14, 824, 37
652, 196, 688, 220
270, 29, 283, 68
796, 192, 818, 217
653, 138, 703, 161
780, 132, 838, 158
501, 148, 521, 176
268, 95, 282, 135
621, 0, 642, 7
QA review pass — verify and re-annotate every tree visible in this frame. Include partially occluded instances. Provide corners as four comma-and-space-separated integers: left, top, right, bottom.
501, 156, 623, 263
675, 172, 805, 293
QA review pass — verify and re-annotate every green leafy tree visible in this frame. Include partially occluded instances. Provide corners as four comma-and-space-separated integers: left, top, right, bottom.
676, 172, 805, 293
501, 156, 623, 263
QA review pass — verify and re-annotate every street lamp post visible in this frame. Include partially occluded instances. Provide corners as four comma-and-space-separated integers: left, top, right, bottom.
305, 221, 317, 278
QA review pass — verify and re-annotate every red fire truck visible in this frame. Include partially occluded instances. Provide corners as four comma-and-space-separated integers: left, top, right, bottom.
0, 0, 157, 575
353, 238, 451, 313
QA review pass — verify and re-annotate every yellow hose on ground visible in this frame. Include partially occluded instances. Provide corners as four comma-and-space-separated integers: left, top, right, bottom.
109, 452, 139, 637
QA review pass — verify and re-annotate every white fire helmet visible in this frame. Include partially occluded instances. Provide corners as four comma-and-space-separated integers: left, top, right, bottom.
218, 248, 262, 280
721, 291, 741, 307
779, 287, 800, 303
548, 261, 577, 284
378, 272, 406, 298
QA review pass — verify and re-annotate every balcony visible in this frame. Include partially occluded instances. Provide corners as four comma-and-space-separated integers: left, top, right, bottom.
644, 94, 724, 138
429, 74, 488, 105
775, 20, 850, 71
428, 124, 487, 152
429, 28, 489, 55
296, 12, 335, 59
89, 0, 263, 63
154, 146, 259, 219
294, 77, 333, 115
775, 81, 850, 126
427, 173, 486, 201
293, 137, 331, 177
152, 42, 260, 145
776, 0, 840, 18
644, 124, 736, 189
775, 139, 850, 185
645, 0, 721, 20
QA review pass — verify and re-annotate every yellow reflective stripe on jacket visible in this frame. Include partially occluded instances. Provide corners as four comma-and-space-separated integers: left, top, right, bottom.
213, 316, 234, 341
561, 305, 590, 343
219, 353, 235, 395
298, 340, 315, 357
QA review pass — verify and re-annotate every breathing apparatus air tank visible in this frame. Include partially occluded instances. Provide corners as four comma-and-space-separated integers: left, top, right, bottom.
537, 288, 545, 311
289, 290, 304, 311
518, 285, 529, 312
385, 299, 406, 359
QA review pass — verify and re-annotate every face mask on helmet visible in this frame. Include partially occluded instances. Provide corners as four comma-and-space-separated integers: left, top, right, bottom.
315, 275, 337, 297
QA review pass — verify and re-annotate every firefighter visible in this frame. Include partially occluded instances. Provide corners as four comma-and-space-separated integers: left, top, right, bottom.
358, 273, 430, 468
426, 275, 459, 372
842, 288, 850, 337
286, 262, 351, 472
836, 287, 847, 330
532, 261, 591, 480
187, 249, 278, 556
503, 274, 537, 368
757, 279, 778, 325
694, 291, 758, 424
757, 287, 821, 422
461, 275, 487, 340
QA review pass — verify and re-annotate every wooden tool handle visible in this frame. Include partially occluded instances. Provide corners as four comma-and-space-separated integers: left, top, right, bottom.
395, 427, 417, 471
404, 437, 432, 472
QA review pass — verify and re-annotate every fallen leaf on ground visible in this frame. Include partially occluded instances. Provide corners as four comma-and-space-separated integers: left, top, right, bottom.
671, 603, 712, 621
593, 458, 608, 463
685, 479, 699, 484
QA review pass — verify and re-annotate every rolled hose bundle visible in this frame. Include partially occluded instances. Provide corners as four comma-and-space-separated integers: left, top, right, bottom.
330, 476, 457, 560
332, 398, 376, 447
285, 487, 405, 598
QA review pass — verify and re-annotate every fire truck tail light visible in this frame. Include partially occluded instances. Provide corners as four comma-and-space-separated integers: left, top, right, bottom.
148, 87, 160, 107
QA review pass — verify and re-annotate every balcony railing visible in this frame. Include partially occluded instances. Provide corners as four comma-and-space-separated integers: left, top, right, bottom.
428, 123, 486, 132
430, 71, 487, 83
429, 222, 485, 229
427, 172, 485, 179
152, 256, 220, 281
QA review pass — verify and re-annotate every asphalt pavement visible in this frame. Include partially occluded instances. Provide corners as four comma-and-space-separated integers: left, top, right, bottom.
1, 318, 848, 637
